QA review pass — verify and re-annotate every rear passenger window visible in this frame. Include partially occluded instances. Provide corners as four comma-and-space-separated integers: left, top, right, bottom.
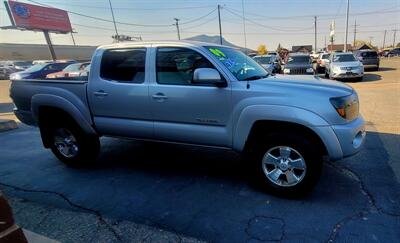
100, 48, 146, 83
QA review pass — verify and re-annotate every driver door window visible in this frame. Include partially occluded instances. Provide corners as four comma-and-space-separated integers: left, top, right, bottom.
156, 47, 215, 85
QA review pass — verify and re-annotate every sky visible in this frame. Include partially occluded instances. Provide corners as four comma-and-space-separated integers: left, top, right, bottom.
0, 0, 399, 50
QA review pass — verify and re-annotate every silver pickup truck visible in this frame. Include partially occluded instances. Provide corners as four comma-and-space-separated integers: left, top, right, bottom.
10, 41, 366, 195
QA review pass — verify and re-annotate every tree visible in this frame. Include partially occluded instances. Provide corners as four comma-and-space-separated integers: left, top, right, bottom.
396, 42, 400, 47
257, 44, 267, 55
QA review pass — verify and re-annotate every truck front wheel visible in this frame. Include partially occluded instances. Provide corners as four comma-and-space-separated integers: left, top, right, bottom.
249, 132, 323, 197
45, 121, 100, 167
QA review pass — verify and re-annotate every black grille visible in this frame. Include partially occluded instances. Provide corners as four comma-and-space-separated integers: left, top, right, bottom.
290, 68, 307, 74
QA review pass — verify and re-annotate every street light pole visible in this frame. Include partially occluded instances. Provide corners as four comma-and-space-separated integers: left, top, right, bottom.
314, 16, 317, 52
344, 0, 350, 52
174, 18, 181, 40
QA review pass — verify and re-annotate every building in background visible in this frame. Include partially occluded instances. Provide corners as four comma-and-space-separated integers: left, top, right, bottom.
0, 43, 96, 61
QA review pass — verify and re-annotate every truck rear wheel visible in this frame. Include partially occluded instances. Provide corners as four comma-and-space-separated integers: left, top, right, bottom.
46, 121, 100, 167
248, 132, 323, 197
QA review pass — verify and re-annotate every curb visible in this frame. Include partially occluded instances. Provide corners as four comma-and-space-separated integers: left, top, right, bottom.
0, 119, 17, 132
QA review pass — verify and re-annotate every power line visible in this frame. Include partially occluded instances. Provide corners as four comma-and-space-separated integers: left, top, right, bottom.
224, 8, 314, 32
25, 0, 216, 27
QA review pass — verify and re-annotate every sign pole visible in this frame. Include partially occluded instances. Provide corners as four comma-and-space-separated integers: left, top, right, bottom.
43, 30, 57, 61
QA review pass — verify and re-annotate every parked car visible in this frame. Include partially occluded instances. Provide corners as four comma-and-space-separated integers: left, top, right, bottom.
325, 52, 364, 81
354, 50, 379, 71
384, 48, 400, 57
10, 61, 76, 80
252, 55, 281, 73
282, 53, 314, 75
46, 62, 90, 79
10, 41, 365, 196
32, 60, 52, 65
0, 60, 33, 71
0, 66, 18, 80
316, 53, 330, 73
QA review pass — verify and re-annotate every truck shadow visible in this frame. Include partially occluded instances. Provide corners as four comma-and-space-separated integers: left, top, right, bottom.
0, 102, 14, 114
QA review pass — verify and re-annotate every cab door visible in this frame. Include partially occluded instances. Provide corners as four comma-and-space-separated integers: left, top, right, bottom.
88, 47, 153, 139
148, 46, 232, 147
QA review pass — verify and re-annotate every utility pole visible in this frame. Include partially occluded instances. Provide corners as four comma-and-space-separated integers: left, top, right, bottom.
393, 29, 397, 47
314, 16, 317, 52
70, 32, 76, 46
344, 0, 350, 52
108, 0, 119, 42
174, 18, 181, 40
324, 36, 327, 51
383, 30, 387, 49
353, 19, 357, 47
217, 5, 223, 45
369, 36, 373, 45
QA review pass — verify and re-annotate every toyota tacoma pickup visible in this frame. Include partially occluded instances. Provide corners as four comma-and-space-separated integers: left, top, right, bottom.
10, 41, 366, 195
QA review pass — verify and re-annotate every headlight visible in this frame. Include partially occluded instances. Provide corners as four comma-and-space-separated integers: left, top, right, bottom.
306, 68, 314, 73
283, 68, 290, 74
330, 93, 359, 121
333, 66, 341, 73
10, 73, 21, 80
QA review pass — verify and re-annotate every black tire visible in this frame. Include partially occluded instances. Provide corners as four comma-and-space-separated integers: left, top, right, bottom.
247, 132, 323, 197
45, 120, 100, 167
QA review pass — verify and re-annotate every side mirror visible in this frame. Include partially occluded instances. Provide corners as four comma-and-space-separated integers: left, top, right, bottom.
193, 68, 226, 87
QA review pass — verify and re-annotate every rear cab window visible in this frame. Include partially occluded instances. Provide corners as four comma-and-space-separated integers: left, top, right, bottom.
100, 48, 146, 83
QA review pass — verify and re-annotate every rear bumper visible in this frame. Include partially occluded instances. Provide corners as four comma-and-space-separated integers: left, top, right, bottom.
14, 108, 36, 126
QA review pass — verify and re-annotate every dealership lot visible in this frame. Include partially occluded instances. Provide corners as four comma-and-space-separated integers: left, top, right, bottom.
0, 58, 399, 242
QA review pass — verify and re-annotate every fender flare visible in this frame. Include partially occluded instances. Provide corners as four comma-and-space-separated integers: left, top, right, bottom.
233, 104, 331, 151
31, 94, 97, 135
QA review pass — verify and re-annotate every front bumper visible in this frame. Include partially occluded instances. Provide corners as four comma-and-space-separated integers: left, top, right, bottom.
313, 116, 366, 161
331, 69, 363, 79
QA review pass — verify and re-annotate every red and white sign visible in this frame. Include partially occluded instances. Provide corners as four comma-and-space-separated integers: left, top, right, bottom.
7, 0, 72, 33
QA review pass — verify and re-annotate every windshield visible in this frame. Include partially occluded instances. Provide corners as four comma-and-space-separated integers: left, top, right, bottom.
14, 61, 32, 66
25, 63, 47, 72
253, 56, 273, 64
63, 63, 81, 72
287, 56, 310, 64
206, 46, 268, 81
361, 51, 377, 57
333, 54, 356, 62
322, 54, 330, 59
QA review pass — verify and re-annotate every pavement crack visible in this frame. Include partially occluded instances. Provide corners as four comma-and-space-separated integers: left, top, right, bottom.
325, 162, 378, 243
0, 182, 124, 242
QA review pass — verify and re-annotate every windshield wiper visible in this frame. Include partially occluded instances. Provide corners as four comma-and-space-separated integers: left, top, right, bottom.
242, 74, 269, 81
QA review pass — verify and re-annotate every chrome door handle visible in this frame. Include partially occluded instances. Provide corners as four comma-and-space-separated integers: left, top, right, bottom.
93, 91, 108, 97
152, 93, 168, 100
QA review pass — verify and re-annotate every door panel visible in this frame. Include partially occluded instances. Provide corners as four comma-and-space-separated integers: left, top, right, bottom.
150, 47, 232, 147
88, 47, 153, 138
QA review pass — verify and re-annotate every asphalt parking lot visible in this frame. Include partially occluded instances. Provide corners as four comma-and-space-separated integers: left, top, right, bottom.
0, 58, 399, 242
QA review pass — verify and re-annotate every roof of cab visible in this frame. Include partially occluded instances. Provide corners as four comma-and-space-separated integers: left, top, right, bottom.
97, 40, 228, 50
